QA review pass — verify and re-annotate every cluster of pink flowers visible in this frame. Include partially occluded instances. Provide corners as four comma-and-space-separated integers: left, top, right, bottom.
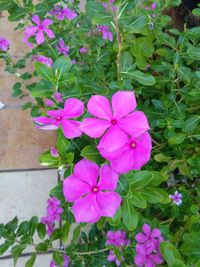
81, 91, 152, 174
0, 37, 10, 51
63, 159, 121, 223
134, 224, 164, 267
32, 55, 53, 67
106, 230, 130, 266
50, 5, 77, 21
41, 197, 63, 236
50, 255, 69, 267
169, 191, 182, 206
24, 15, 55, 47
34, 97, 84, 139
97, 25, 113, 42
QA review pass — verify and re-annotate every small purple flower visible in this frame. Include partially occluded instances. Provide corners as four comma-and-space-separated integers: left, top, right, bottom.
50, 5, 77, 21
53, 92, 63, 103
50, 147, 59, 157
44, 99, 54, 107
79, 47, 88, 54
169, 191, 182, 206
108, 250, 123, 266
0, 37, 10, 51
32, 55, 53, 67
41, 196, 63, 236
151, 3, 156, 10
57, 39, 69, 56
97, 25, 113, 42
102, 0, 116, 12
106, 230, 130, 247
71, 59, 76, 64
135, 224, 163, 247
24, 15, 55, 47
50, 255, 69, 267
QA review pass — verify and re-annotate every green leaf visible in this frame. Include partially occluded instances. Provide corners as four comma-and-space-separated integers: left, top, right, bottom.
16, 221, 29, 236
129, 191, 147, 208
25, 254, 36, 267
37, 223, 46, 240
187, 47, 200, 60
29, 216, 38, 236
120, 52, 133, 72
72, 225, 81, 242
11, 244, 26, 266
56, 130, 70, 156
53, 252, 64, 265
5, 217, 18, 232
122, 199, 138, 230
53, 56, 72, 83
86, 1, 105, 17
154, 153, 171, 163
122, 69, 156, 85
124, 16, 147, 33
61, 221, 70, 243
39, 151, 60, 167
160, 242, 185, 267
31, 84, 53, 98
183, 116, 200, 132
107, 207, 122, 226
128, 171, 153, 189
50, 182, 65, 201
0, 241, 10, 256
116, 175, 129, 196
139, 188, 163, 203
35, 62, 52, 82
168, 133, 186, 145
81, 145, 105, 164
181, 232, 200, 259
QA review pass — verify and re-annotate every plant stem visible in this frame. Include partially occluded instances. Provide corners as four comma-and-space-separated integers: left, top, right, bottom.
115, 7, 122, 83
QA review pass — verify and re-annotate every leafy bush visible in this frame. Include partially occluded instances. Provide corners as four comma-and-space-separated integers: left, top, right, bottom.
0, 0, 200, 266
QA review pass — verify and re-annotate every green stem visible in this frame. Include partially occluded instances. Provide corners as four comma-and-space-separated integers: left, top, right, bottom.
115, 7, 122, 83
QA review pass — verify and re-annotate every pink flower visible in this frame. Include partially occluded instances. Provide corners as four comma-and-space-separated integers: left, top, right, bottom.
50, 5, 77, 21
108, 250, 123, 266
53, 92, 63, 103
97, 25, 113, 42
44, 99, 54, 107
169, 191, 182, 205
100, 132, 152, 174
50, 147, 59, 157
57, 39, 69, 56
106, 230, 130, 247
63, 159, 121, 223
135, 224, 163, 247
79, 47, 88, 54
134, 243, 163, 267
23, 15, 55, 47
102, 0, 116, 12
33, 98, 84, 139
32, 55, 53, 67
0, 37, 10, 51
80, 91, 150, 155
151, 3, 156, 10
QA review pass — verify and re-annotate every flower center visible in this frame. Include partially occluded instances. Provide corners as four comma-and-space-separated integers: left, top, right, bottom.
39, 25, 43, 30
56, 116, 63, 121
111, 119, 117, 125
130, 141, 136, 149
92, 186, 99, 193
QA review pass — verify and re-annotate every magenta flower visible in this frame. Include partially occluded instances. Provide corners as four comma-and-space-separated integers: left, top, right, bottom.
24, 15, 55, 47
97, 25, 113, 42
169, 191, 182, 205
80, 91, 150, 155
135, 224, 163, 247
151, 3, 156, 10
106, 230, 130, 247
100, 132, 152, 174
0, 37, 10, 51
44, 99, 54, 107
33, 98, 84, 139
134, 243, 163, 267
57, 39, 69, 56
50, 5, 77, 21
41, 197, 63, 236
53, 92, 63, 103
108, 250, 123, 266
32, 55, 53, 67
63, 159, 121, 223
50, 147, 59, 157
79, 47, 88, 54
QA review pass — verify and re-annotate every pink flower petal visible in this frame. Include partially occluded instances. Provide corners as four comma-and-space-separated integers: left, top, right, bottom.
36, 125, 58, 130
33, 116, 55, 125
136, 244, 146, 255
151, 228, 161, 238
110, 148, 134, 174
150, 254, 163, 265
32, 15, 40, 25
145, 259, 155, 267
61, 120, 82, 139
46, 110, 63, 117
87, 95, 112, 120
98, 126, 128, 153
96, 191, 121, 217
142, 223, 151, 236
72, 194, 101, 223
80, 118, 110, 138
63, 98, 84, 118
98, 165, 119, 191
112, 91, 137, 119
135, 233, 147, 243
24, 26, 38, 37
43, 28, 55, 39
63, 174, 90, 202
74, 159, 99, 186
42, 19, 53, 26
118, 111, 150, 137
134, 254, 146, 266
35, 30, 45, 45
